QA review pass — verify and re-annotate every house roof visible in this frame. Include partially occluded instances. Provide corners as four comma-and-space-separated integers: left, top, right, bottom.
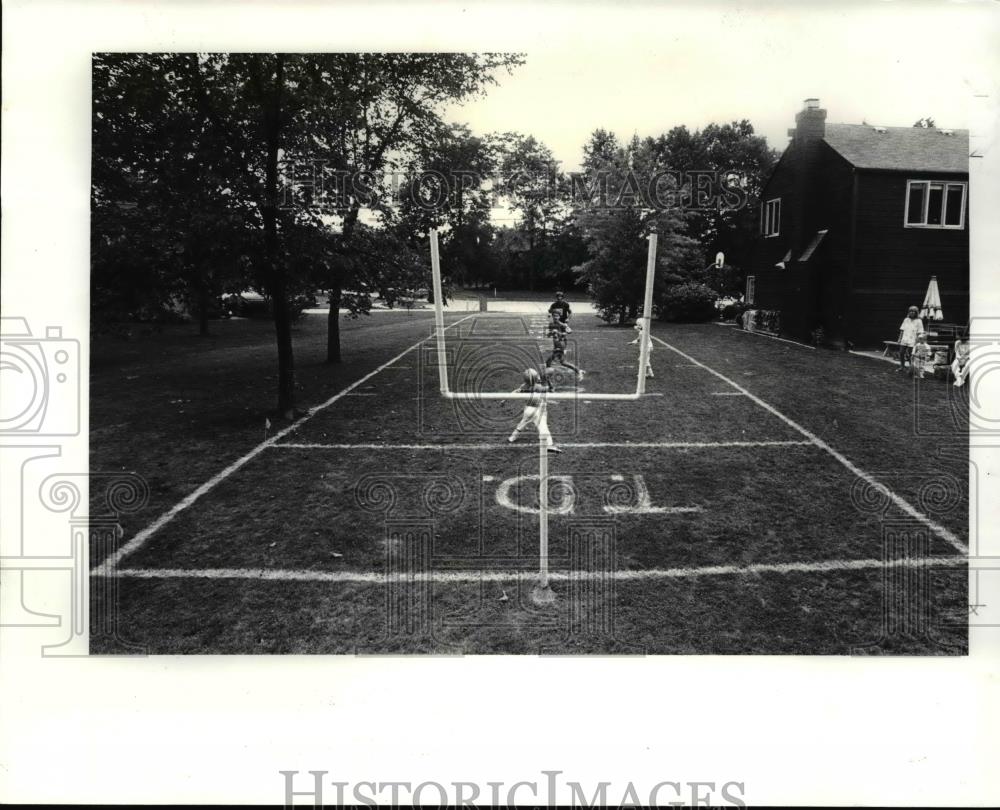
822, 123, 969, 173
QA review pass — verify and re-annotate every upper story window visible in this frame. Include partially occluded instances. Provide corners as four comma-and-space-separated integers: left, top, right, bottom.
761, 198, 781, 237
904, 180, 966, 229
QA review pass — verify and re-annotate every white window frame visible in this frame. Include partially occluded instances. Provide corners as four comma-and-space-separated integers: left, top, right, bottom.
903, 180, 967, 229
761, 198, 781, 237
746, 275, 756, 305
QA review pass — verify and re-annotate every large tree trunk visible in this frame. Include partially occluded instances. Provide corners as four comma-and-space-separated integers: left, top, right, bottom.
196, 282, 210, 336
260, 54, 296, 418
326, 205, 359, 364
326, 287, 342, 364
272, 285, 296, 419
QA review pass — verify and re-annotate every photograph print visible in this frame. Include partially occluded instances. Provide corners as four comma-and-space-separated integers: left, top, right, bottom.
89, 42, 972, 654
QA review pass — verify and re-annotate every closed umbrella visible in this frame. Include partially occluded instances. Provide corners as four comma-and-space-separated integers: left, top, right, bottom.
919, 276, 944, 322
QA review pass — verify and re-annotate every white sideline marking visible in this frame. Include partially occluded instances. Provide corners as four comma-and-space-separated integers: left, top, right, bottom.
93, 314, 477, 574
652, 335, 968, 554
735, 329, 817, 349
98, 554, 967, 584
849, 349, 898, 366
274, 440, 814, 451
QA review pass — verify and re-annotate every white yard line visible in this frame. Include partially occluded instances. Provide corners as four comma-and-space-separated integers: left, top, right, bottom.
849, 349, 898, 366
652, 335, 968, 554
725, 327, 817, 350
98, 554, 967, 583
93, 314, 476, 574
274, 440, 815, 451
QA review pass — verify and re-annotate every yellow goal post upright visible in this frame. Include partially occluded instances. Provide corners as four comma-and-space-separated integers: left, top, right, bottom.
428, 229, 659, 604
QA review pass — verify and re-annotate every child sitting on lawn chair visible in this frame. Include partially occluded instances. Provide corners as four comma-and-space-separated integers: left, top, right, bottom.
952, 333, 971, 387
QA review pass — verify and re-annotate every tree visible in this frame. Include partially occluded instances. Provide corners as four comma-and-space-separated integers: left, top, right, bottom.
640, 121, 777, 291
92, 53, 523, 417
395, 123, 503, 293
496, 134, 565, 290
572, 130, 700, 323
282, 54, 524, 362
92, 54, 254, 335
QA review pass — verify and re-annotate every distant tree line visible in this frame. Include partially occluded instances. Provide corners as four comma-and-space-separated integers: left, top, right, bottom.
92, 52, 776, 418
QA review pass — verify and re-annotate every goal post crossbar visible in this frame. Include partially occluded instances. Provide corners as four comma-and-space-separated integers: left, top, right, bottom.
429, 229, 657, 400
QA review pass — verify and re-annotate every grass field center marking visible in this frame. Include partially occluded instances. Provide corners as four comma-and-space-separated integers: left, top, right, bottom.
652, 335, 968, 554
100, 554, 967, 583
92, 313, 477, 575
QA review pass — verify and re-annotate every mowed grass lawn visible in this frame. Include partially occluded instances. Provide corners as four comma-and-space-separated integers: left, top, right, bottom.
90, 310, 969, 654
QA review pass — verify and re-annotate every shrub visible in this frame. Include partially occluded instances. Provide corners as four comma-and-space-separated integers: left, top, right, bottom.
657, 282, 718, 323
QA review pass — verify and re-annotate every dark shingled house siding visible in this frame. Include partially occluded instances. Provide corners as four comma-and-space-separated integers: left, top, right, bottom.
848, 170, 969, 345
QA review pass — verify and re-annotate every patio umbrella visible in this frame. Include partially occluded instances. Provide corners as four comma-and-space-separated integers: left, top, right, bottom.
919, 275, 944, 321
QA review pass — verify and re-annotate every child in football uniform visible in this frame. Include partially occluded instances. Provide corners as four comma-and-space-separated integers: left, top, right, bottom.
545, 318, 584, 380
507, 368, 561, 452
629, 317, 654, 378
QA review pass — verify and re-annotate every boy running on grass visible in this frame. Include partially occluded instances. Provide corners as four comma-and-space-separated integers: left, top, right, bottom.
548, 291, 571, 324
545, 317, 584, 380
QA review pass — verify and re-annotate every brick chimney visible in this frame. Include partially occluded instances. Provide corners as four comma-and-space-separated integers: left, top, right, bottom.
788, 98, 827, 143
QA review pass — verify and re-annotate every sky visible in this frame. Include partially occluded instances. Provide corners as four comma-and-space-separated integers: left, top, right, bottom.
442, 3, 997, 174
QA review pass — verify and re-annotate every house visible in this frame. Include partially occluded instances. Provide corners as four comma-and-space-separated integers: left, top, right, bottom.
746, 99, 969, 347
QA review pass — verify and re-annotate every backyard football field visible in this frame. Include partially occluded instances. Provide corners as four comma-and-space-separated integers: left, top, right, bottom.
90, 308, 970, 653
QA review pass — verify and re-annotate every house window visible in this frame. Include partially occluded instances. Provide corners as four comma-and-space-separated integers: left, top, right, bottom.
761, 198, 780, 237
904, 180, 966, 228
746, 275, 756, 305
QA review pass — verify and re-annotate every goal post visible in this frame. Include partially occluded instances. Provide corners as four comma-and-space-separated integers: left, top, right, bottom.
428, 229, 659, 401
427, 228, 659, 604
636, 232, 657, 396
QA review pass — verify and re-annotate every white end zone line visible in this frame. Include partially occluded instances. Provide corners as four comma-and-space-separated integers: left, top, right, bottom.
652, 334, 968, 554
92, 313, 477, 575
273, 440, 814, 451
97, 554, 967, 584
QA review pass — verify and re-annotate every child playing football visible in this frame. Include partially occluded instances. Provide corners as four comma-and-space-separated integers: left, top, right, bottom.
629, 318, 654, 378
507, 368, 561, 452
545, 318, 584, 380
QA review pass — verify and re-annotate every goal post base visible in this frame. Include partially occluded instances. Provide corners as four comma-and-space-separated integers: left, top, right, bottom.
531, 583, 557, 606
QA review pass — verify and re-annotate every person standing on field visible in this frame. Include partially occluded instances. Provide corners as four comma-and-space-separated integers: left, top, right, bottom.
548, 291, 571, 324
629, 317, 654, 379
896, 305, 924, 372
